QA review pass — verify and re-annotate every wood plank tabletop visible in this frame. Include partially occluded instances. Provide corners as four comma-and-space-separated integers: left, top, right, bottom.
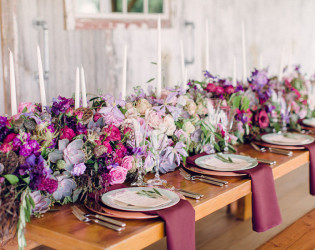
25, 144, 310, 250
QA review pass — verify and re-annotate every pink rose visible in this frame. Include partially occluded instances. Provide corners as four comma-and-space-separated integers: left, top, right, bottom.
4, 133, 17, 143
145, 109, 162, 129
224, 85, 235, 95
109, 166, 128, 185
121, 156, 133, 171
115, 143, 127, 158
103, 125, 121, 141
60, 126, 76, 141
206, 83, 216, 92
75, 110, 84, 120
0, 143, 13, 153
66, 107, 74, 117
215, 86, 225, 95
18, 102, 35, 113
256, 110, 269, 129
123, 127, 133, 136
93, 113, 102, 122
102, 141, 113, 153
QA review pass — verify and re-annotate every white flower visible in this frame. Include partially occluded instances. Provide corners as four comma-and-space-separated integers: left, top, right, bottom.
159, 115, 176, 136
145, 109, 162, 129
182, 121, 195, 134
125, 107, 140, 119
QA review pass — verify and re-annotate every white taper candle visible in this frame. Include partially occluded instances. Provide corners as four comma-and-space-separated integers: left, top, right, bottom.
75, 67, 80, 109
157, 15, 162, 98
122, 44, 127, 99
180, 39, 185, 85
9, 50, 17, 115
80, 66, 87, 107
37, 45, 47, 108
241, 21, 247, 84
232, 55, 237, 87
183, 68, 188, 90
205, 18, 210, 70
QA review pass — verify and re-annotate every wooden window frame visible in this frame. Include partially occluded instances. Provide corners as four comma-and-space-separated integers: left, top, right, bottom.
63, 0, 171, 30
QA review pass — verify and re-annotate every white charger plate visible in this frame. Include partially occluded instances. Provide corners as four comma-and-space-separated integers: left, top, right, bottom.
261, 133, 314, 146
101, 187, 180, 212
195, 154, 258, 172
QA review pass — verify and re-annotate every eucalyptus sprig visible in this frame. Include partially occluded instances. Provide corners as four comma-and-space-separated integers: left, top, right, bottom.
215, 154, 234, 163
17, 188, 34, 250
136, 188, 162, 199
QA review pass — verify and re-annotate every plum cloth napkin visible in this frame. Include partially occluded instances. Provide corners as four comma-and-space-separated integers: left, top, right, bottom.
186, 153, 282, 232
107, 184, 196, 250
303, 142, 315, 195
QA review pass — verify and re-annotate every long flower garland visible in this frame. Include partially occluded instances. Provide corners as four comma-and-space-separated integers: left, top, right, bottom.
0, 67, 314, 249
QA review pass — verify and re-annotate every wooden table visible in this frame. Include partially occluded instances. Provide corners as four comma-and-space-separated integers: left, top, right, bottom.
25, 144, 310, 250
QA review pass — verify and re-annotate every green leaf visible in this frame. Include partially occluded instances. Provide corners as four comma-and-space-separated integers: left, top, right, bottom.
233, 96, 241, 109
4, 174, 19, 185
22, 107, 28, 113
146, 78, 155, 83
22, 177, 30, 184
240, 97, 250, 110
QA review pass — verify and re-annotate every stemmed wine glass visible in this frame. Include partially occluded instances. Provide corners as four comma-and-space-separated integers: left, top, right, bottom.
219, 106, 236, 153
131, 121, 147, 186
207, 98, 222, 154
146, 130, 168, 186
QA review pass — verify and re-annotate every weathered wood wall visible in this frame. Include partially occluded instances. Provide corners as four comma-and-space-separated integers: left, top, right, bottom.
1, 0, 315, 114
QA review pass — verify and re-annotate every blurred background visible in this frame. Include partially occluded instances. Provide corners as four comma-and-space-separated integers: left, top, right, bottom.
1, 0, 315, 114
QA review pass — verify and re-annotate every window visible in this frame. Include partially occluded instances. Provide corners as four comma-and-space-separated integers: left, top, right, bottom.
64, 0, 170, 30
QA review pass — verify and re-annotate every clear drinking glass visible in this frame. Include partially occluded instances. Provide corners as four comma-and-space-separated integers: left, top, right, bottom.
219, 106, 235, 153
146, 131, 167, 186
131, 157, 147, 186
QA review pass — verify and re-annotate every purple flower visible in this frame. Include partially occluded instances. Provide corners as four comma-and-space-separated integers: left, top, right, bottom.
20, 144, 34, 157
51, 96, 74, 116
19, 154, 52, 190
0, 116, 7, 128
71, 163, 86, 176
30, 191, 51, 214
250, 69, 269, 87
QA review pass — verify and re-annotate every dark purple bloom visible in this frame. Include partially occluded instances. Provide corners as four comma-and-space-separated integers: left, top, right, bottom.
0, 116, 7, 128
19, 154, 52, 190
51, 96, 74, 116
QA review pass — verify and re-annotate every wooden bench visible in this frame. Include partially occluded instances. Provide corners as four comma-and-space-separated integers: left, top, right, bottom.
258, 208, 315, 250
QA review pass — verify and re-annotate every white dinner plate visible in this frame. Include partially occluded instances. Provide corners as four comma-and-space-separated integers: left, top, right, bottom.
101, 187, 180, 212
261, 133, 314, 146
195, 153, 258, 172
302, 118, 315, 128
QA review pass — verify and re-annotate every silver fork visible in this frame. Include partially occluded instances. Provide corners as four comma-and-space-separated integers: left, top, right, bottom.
251, 142, 293, 156
180, 168, 228, 185
72, 209, 124, 232
72, 205, 126, 227
179, 169, 224, 187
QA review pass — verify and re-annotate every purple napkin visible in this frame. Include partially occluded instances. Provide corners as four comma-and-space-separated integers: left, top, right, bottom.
303, 141, 315, 195
186, 153, 282, 232
107, 184, 196, 250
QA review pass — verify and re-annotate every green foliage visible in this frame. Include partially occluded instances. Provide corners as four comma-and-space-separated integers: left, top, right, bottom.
4, 174, 19, 185
17, 188, 34, 250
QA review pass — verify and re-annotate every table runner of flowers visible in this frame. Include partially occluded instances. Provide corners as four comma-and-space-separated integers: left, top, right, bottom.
0, 67, 314, 249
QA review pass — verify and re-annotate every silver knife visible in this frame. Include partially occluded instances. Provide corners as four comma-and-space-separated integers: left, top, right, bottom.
269, 148, 293, 156
256, 158, 276, 165
178, 191, 201, 199
197, 175, 228, 185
